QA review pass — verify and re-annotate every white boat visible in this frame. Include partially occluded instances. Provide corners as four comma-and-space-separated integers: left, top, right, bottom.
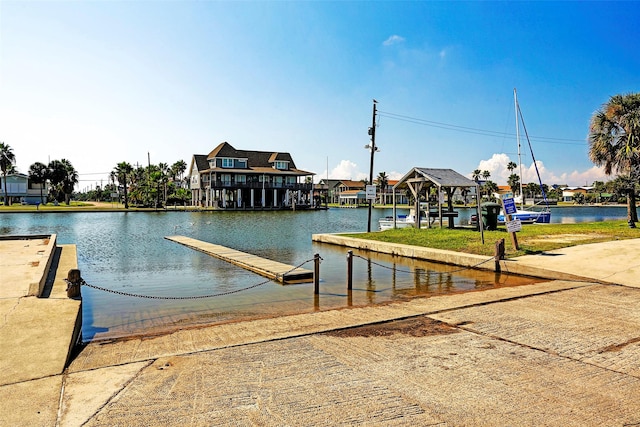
506, 88, 551, 224
379, 207, 427, 230
498, 209, 550, 224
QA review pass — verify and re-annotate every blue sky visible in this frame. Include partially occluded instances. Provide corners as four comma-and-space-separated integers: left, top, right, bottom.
2, 1, 639, 190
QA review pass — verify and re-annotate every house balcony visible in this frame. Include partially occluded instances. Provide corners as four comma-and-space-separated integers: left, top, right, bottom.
208, 182, 313, 191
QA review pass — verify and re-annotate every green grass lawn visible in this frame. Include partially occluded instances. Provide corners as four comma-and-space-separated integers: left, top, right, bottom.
0, 201, 98, 210
342, 221, 639, 258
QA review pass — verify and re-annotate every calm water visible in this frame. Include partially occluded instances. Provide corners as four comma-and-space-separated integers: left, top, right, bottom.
0, 205, 626, 341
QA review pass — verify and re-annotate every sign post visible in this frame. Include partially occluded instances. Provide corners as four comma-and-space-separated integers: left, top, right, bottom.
501, 193, 520, 250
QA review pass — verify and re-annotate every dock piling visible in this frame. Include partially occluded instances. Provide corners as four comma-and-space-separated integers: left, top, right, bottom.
346, 250, 353, 291
66, 269, 82, 299
313, 253, 320, 295
494, 239, 505, 272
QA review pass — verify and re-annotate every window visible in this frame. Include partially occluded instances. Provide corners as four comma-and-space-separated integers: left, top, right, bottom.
222, 158, 234, 168
221, 174, 231, 185
237, 160, 247, 168
236, 175, 246, 184
274, 161, 289, 170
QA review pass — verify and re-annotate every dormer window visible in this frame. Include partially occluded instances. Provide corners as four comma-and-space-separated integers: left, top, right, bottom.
221, 158, 234, 168
274, 161, 289, 170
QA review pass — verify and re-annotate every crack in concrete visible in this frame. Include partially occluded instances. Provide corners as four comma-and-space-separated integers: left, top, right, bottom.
0, 297, 22, 329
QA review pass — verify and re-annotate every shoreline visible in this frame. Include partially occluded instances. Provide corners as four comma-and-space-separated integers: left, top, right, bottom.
0, 200, 633, 213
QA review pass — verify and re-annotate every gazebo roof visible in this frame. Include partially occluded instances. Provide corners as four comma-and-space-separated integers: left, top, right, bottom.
394, 167, 478, 189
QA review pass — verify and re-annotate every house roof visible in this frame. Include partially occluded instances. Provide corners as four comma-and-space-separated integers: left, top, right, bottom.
394, 168, 478, 189
193, 155, 209, 172
193, 142, 313, 176
207, 142, 298, 169
339, 180, 365, 189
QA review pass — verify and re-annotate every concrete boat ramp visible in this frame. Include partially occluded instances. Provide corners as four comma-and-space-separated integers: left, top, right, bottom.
165, 235, 314, 283
0, 235, 82, 386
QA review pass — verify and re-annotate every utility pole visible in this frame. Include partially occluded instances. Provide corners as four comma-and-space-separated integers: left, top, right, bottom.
367, 99, 378, 232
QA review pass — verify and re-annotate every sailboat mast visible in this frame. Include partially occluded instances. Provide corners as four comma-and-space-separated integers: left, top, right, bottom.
514, 88, 525, 209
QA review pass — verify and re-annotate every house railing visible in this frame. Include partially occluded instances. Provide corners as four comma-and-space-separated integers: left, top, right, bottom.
207, 182, 313, 191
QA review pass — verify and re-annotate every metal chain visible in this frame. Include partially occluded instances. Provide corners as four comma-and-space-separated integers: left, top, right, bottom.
69, 257, 317, 300
352, 253, 495, 276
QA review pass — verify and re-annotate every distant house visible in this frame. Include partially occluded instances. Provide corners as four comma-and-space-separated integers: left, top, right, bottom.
377, 179, 409, 205
314, 179, 342, 204
188, 142, 314, 209
336, 180, 366, 206
562, 186, 594, 203
314, 179, 367, 205
314, 178, 409, 206
0, 173, 48, 205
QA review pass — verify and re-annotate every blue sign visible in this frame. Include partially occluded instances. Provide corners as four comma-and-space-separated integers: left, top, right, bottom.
503, 198, 517, 215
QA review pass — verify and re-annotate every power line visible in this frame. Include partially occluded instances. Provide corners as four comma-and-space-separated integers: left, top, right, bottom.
377, 110, 586, 146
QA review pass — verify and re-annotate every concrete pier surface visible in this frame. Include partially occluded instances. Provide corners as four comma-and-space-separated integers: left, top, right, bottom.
165, 235, 314, 283
0, 235, 82, 387
1, 237, 640, 426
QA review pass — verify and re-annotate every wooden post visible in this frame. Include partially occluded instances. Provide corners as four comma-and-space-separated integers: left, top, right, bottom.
346, 250, 353, 291
313, 253, 320, 295
494, 239, 505, 272
66, 269, 82, 298
506, 213, 519, 250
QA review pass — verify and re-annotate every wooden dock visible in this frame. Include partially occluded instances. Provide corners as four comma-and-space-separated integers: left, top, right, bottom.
165, 235, 314, 284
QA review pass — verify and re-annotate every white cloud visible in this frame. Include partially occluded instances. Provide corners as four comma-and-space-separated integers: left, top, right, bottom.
475, 153, 610, 187
475, 153, 512, 182
315, 159, 368, 182
388, 171, 404, 181
383, 35, 405, 46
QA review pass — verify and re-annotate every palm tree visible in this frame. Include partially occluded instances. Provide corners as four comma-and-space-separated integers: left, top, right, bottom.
589, 92, 640, 226
28, 162, 49, 205
507, 173, 520, 196
483, 180, 499, 201
158, 163, 170, 206
482, 170, 491, 181
59, 159, 78, 205
376, 171, 389, 205
472, 169, 481, 182
171, 160, 187, 183
526, 182, 539, 201
593, 180, 606, 204
0, 142, 16, 205
507, 161, 518, 173
47, 160, 67, 203
114, 162, 133, 209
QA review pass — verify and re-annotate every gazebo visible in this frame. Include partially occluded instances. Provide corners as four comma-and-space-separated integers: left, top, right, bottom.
391, 167, 482, 229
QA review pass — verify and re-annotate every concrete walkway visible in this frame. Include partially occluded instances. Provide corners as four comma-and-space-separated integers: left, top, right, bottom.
2, 238, 640, 426
0, 236, 82, 386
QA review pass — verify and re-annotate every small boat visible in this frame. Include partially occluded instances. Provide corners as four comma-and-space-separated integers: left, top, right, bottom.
379, 207, 427, 230
498, 209, 551, 224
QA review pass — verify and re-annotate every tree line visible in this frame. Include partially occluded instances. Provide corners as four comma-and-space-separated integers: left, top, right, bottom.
102, 160, 189, 209
0, 143, 190, 209
0, 142, 79, 206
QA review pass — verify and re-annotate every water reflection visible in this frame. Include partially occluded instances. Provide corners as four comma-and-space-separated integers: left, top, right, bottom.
1, 206, 625, 341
